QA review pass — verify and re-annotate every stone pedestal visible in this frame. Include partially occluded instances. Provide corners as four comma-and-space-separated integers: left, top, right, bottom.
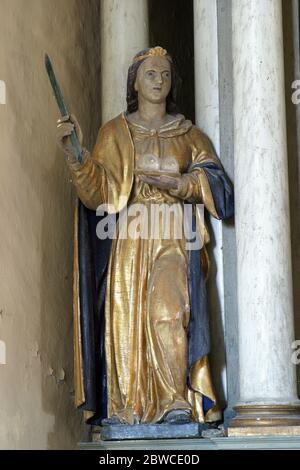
94, 423, 211, 441
228, 404, 300, 437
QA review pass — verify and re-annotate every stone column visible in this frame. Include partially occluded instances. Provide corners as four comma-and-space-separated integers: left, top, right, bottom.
100, 0, 149, 122
194, 0, 239, 410
194, 0, 227, 406
229, 0, 300, 436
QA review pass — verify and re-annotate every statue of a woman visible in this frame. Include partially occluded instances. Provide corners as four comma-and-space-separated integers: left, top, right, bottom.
56, 47, 234, 426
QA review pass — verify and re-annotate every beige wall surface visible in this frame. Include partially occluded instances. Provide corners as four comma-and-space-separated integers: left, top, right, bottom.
0, 0, 101, 449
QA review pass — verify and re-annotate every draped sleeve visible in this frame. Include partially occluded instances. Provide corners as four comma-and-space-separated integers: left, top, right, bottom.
67, 147, 108, 211
66, 113, 134, 213
171, 126, 234, 220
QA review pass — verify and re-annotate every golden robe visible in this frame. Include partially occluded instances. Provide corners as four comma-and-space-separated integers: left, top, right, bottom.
69, 113, 224, 424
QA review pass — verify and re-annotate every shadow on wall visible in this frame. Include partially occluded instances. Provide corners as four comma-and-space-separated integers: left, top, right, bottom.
149, 0, 195, 122
39, 0, 102, 448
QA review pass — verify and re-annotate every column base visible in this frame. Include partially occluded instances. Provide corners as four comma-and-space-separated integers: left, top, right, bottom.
227, 404, 300, 437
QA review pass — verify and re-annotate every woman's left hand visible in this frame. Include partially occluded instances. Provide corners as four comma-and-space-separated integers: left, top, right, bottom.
138, 173, 180, 190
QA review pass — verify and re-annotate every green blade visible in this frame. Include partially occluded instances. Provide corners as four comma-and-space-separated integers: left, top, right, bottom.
45, 54, 69, 117
45, 54, 83, 163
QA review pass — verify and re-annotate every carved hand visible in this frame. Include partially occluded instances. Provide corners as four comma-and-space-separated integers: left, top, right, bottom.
56, 114, 84, 162
138, 173, 179, 190
138, 173, 189, 197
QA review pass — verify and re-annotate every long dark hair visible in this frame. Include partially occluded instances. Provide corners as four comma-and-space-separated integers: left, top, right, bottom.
126, 48, 181, 114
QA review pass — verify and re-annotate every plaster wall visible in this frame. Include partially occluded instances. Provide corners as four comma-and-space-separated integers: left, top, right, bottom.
0, 0, 101, 449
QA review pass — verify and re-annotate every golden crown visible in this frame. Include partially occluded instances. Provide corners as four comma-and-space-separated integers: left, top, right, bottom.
132, 46, 172, 64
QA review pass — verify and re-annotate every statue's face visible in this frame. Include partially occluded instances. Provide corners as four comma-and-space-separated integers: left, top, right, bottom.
134, 57, 171, 105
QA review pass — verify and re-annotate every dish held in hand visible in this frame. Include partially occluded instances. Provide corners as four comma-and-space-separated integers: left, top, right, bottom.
135, 154, 181, 178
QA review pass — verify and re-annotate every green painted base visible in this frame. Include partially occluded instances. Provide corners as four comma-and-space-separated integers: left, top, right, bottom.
79, 435, 300, 450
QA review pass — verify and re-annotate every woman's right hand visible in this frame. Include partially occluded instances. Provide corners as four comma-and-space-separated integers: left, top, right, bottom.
56, 114, 83, 162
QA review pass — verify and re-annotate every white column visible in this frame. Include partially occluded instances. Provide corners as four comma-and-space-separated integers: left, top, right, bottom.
100, 0, 149, 122
194, 0, 227, 404
230, 0, 300, 434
